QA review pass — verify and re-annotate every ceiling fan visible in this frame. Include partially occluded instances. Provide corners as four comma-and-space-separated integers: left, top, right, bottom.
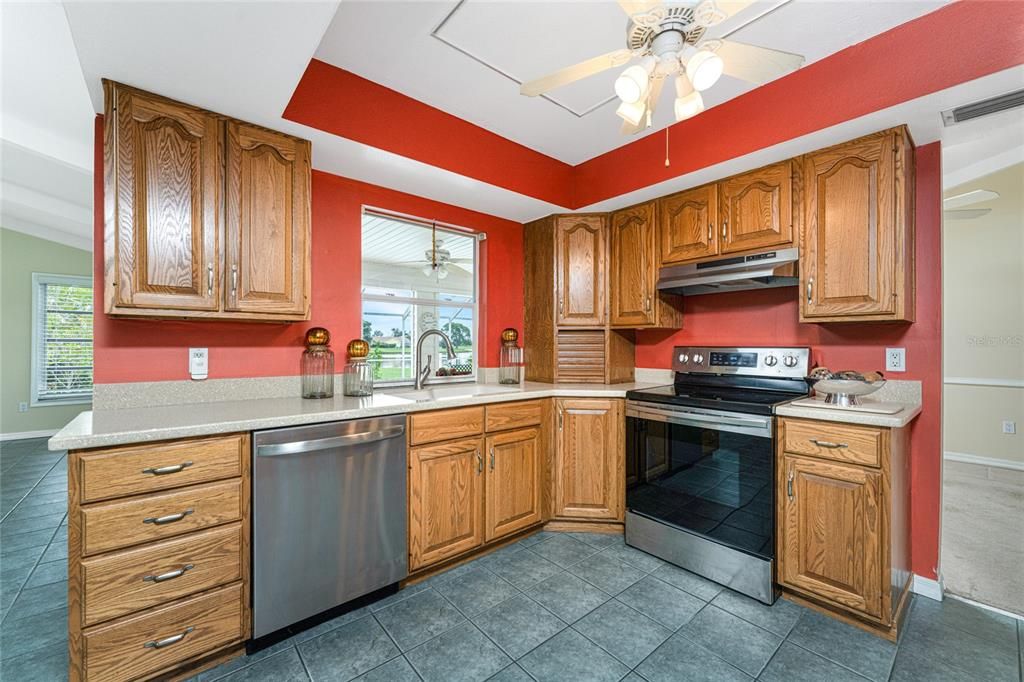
395, 222, 472, 280
943, 189, 999, 220
520, 0, 805, 134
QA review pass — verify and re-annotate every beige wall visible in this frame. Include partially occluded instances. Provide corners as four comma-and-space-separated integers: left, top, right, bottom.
943, 163, 1024, 464
0, 228, 93, 437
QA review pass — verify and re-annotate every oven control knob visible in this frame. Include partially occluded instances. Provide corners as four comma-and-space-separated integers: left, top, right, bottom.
677, 353, 689, 364
783, 354, 798, 368
692, 353, 704, 364
764, 354, 778, 367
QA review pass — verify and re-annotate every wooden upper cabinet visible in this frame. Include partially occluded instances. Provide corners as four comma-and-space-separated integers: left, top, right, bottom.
224, 122, 310, 317
659, 184, 718, 265
610, 203, 654, 326
408, 437, 485, 570
555, 215, 606, 326
106, 84, 222, 312
719, 160, 793, 254
485, 427, 542, 542
801, 128, 915, 322
103, 81, 311, 321
779, 454, 884, 620
553, 398, 623, 521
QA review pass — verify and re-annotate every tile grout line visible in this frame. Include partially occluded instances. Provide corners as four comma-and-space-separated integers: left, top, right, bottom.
0, 511, 68, 628
0, 453, 66, 524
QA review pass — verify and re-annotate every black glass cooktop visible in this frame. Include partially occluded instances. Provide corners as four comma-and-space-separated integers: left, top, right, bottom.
626, 381, 808, 416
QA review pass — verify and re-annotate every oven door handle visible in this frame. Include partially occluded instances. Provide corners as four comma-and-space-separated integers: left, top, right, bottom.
626, 403, 771, 435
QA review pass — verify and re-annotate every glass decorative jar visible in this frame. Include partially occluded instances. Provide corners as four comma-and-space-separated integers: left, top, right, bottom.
498, 328, 523, 385
343, 339, 374, 397
301, 327, 335, 399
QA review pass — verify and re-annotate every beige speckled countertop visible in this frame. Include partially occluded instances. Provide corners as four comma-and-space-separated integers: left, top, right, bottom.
48, 382, 662, 451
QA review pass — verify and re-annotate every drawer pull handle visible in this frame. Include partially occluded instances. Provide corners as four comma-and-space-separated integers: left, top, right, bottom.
144, 626, 194, 649
810, 439, 848, 449
143, 509, 194, 525
142, 461, 194, 476
143, 564, 195, 583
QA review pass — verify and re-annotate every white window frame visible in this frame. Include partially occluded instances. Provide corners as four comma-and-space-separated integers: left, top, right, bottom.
360, 207, 481, 388
30, 272, 93, 406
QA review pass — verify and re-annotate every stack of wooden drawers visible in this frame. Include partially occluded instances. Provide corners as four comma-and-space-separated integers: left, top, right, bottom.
68, 433, 251, 681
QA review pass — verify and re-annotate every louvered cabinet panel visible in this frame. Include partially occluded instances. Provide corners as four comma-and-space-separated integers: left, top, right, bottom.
554, 330, 606, 383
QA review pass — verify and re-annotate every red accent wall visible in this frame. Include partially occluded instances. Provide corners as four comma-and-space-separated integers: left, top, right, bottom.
634, 142, 942, 579
92, 117, 524, 383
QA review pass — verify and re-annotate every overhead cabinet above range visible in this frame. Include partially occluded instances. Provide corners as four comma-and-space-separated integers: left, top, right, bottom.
103, 81, 311, 322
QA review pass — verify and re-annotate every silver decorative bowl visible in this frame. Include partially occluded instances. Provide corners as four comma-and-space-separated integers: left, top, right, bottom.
805, 377, 886, 407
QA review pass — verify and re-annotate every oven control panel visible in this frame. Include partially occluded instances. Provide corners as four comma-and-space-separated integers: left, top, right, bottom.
672, 346, 810, 378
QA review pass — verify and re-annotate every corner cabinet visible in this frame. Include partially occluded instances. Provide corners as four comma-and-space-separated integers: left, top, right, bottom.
609, 202, 683, 328
776, 417, 911, 640
104, 81, 311, 322
553, 398, 624, 521
800, 127, 915, 323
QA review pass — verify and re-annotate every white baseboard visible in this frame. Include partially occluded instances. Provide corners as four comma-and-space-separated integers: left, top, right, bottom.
912, 574, 944, 601
0, 429, 58, 442
945, 593, 1024, 622
944, 451, 1024, 472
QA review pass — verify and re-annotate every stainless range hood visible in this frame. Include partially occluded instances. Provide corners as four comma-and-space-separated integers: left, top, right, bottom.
657, 247, 799, 296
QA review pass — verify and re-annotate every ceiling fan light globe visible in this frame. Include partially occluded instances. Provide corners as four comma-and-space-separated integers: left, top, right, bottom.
616, 99, 647, 126
686, 50, 724, 91
615, 64, 650, 104
674, 91, 705, 122
674, 74, 694, 98
437, 265, 449, 280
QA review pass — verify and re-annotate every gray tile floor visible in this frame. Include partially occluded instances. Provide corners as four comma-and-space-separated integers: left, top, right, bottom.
1, 437, 1021, 681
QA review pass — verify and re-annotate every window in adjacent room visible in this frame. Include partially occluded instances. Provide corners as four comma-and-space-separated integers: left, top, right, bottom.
31, 273, 94, 405
361, 210, 479, 386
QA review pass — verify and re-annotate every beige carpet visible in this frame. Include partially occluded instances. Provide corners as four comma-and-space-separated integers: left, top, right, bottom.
941, 460, 1024, 616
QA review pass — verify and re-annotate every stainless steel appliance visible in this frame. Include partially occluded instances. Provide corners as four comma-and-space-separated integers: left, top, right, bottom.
657, 247, 799, 295
252, 415, 408, 639
625, 346, 810, 604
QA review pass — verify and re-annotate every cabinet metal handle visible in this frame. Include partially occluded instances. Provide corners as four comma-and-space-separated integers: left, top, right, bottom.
476, 449, 483, 474
144, 626, 194, 649
489, 447, 495, 471
231, 264, 238, 296
558, 297, 564, 315
787, 470, 794, 500
207, 263, 213, 296
143, 564, 194, 583
558, 409, 563, 431
707, 224, 712, 242
645, 296, 651, 312
143, 509, 194, 525
141, 461, 193, 476
810, 439, 848, 449
722, 219, 727, 240
806, 277, 813, 305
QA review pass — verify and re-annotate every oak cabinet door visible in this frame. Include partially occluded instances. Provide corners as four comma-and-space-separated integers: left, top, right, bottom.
554, 399, 623, 520
801, 133, 899, 320
408, 437, 485, 570
610, 203, 655, 327
485, 427, 542, 541
224, 121, 311, 318
659, 184, 718, 264
109, 85, 221, 311
719, 161, 793, 254
779, 454, 884, 620
555, 216, 606, 326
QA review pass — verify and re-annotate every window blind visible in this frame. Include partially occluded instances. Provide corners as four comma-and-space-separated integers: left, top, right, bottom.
33, 274, 93, 403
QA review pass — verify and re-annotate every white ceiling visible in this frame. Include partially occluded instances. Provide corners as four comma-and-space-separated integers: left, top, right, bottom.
316, 0, 950, 164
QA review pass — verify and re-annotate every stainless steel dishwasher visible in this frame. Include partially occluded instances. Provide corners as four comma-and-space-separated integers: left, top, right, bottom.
252, 415, 407, 639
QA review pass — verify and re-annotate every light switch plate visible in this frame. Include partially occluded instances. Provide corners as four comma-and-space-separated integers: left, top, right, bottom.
885, 348, 906, 373
1004, 421, 1017, 435
189, 348, 209, 381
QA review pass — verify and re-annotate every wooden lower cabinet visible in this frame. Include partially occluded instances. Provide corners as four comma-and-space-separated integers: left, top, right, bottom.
553, 398, 624, 521
485, 427, 542, 541
408, 437, 486, 571
776, 417, 910, 638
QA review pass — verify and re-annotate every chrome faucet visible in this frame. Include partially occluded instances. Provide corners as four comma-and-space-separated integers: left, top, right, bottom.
414, 329, 457, 390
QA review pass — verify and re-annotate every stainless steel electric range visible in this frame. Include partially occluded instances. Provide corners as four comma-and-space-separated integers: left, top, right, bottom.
624, 346, 810, 604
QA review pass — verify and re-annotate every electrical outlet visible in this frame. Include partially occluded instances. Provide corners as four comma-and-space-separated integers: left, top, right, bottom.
189, 348, 209, 381
18, 402, 28, 413
1003, 421, 1017, 435
885, 348, 906, 373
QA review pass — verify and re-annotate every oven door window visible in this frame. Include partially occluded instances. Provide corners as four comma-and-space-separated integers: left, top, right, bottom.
627, 416, 774, 559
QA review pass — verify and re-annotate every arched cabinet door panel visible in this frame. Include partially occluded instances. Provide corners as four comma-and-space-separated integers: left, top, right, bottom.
555, 215, 607, 327
659, 184, 718, 265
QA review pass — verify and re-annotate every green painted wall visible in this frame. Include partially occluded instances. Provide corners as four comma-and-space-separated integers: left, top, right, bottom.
1, 228, 93, 436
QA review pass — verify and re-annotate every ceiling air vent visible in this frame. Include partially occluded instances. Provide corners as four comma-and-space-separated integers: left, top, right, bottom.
941, 89, 1024, 126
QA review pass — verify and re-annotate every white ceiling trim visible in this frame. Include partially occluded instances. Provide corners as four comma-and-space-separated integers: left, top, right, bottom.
943, 145, 1024, 191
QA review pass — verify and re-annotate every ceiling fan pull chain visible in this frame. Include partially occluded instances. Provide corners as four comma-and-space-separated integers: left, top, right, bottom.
664, 127, 670, 167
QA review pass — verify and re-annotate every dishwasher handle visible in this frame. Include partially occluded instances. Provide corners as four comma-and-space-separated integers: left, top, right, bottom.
256, 424, 406, 457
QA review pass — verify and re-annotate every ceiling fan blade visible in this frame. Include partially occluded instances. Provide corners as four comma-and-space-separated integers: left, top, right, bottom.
944, 209, 992, 220
621, 76, 666, 135
617, 0, 661, 17
521, 49, 633, 96
716, 39, 804, 85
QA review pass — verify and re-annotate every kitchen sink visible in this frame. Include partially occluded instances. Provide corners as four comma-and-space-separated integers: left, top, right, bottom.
385, 384, 520, 403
